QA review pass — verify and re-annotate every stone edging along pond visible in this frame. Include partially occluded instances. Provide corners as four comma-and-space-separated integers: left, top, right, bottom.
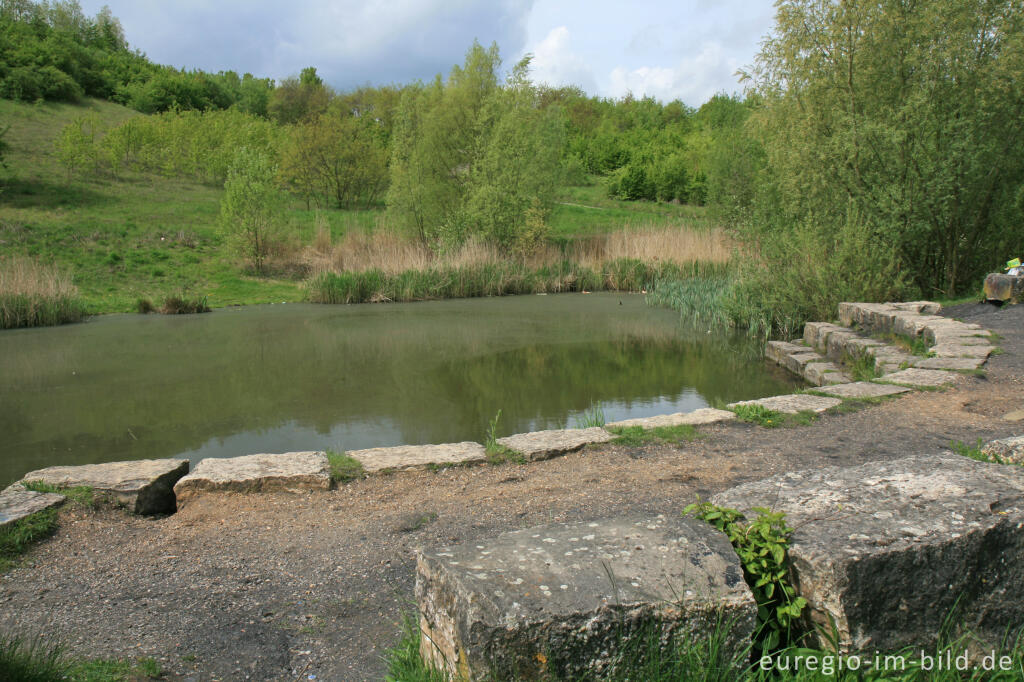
0, 300, 998, 526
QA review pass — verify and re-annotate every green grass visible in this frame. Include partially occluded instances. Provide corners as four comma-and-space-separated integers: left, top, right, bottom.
20, 481, 97, 508
608, 424, 699, 446
844, 352, 883, 382
549, 183, 714, 238
0, 98, 306, 313
385, 609, 1024, 681
325, 450, 365, 483
0, 631, 162, 682
874, 332, 933, 357
0, 507, 59, 572
731, 404, 818, 429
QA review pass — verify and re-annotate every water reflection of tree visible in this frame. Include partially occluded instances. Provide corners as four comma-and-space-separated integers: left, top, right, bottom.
0, 298, 798, 483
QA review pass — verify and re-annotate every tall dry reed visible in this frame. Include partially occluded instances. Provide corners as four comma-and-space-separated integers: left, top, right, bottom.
0, 256, 88, 328
302, 222, 732, 276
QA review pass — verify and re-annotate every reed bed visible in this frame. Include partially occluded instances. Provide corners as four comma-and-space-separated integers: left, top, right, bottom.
303, 222, 735, 305
0, 256, 87, 329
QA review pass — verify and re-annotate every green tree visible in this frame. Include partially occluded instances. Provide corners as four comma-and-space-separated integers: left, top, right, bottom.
746, 0, 1024, 297
387, 43, 564, 251
219, 148, 281, 274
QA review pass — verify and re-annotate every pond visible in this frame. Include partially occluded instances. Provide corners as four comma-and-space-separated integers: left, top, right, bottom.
0, 293, 802, 486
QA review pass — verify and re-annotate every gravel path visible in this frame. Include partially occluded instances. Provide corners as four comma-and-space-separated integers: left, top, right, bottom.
1, 303, 1021, 681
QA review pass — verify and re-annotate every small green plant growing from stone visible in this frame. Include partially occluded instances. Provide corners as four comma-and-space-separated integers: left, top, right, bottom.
324, 449, 364, 483
21, 481, 98, 508
949, 439, 1010, 466
845, 352, 882, 382
573, 404, 606, 429
732, 404, 782, 428
685, 501, 806, 654
483, 409, 524, 464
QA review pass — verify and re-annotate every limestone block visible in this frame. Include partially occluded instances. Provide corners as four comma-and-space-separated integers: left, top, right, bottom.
813, 382, 912, 399
929, 343, 992, 359
173, 452, 330, 504
878, 368, 957, 387
803, 363, 849, 387
713, 454, 1024, 653
605, 408, 735, 430
496, 428, 615, 461
416, 514, 757, 680
21, 459, 189, 515
0, 485, 64, 529
728, 394, 841, 414
348, 442, 486, 473
911, 356, 986, 371
766, 340, 806, 365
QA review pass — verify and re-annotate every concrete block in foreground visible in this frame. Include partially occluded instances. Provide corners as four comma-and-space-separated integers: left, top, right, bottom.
605, 408, 735, 430
727, 394, 841, 414
21, 459, 188, 515
416, 514, 756, 680
347, 442, 486, 473
496, 427, 614, 461
173, 452, 330, 504
713, 453, 1024, 653
0, 485, 65, 528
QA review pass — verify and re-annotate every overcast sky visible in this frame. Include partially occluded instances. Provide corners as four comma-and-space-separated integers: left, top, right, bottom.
77, 0, 777, 107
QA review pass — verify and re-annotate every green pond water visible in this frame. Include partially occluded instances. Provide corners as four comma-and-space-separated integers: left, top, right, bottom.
0, 293, 802, 486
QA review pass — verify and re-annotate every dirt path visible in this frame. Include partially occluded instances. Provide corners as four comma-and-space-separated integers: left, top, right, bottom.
1, 304, 1021, 681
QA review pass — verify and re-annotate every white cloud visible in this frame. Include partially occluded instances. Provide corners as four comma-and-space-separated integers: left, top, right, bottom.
607, 41, 743, 105
523, 26, 597, 93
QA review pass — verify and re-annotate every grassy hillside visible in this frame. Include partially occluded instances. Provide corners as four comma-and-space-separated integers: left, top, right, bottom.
0, 98, 718, 315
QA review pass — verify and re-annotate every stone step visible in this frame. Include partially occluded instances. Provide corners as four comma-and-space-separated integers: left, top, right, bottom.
20, 459, 189, 515
713, 453, 1024, 653
877, 368, 958, 387
765, 340, 849, 386
604, 407, 735, 430
347, 442, 486, 473
0, 485, 65, 529
910, 356, 986, 371
812, 382, 912, 399
496, 428, 615, 461
728, 394, 841, 414
173, 452, 331, 505
415, 514, 756, 680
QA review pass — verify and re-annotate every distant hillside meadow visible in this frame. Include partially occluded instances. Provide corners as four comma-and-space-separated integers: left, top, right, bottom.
0, 0, 1021, 336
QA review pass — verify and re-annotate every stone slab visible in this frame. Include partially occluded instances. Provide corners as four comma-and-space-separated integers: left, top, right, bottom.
727, 394, 841, 414
713, 454, 1024, 653
1002, 410, 1024, 422
496, 428, 615, 461
783, 351, 825, 375
928, 334, 993, 346
929, 343, 992, 359
890, 301, 941, 315
813, 382, 912, 399
0, 485, 65, 528
20, 459, 189, 515
803, 362, 850, 386
173, 452, 330, 504
347, 442, 486, 473
416, 514, 756, 680
803, 322, 849, 351
766, 340, 807, 364
878, 368, 957, 387
911, 356, 986, 371
981, 436, 1024, 465
605, 408, 736, 430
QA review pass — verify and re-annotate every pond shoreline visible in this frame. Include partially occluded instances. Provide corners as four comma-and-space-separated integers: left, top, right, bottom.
0, 303, 1021, 679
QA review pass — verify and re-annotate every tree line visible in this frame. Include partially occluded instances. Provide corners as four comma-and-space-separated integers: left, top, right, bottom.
10, 0, 1024, 322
